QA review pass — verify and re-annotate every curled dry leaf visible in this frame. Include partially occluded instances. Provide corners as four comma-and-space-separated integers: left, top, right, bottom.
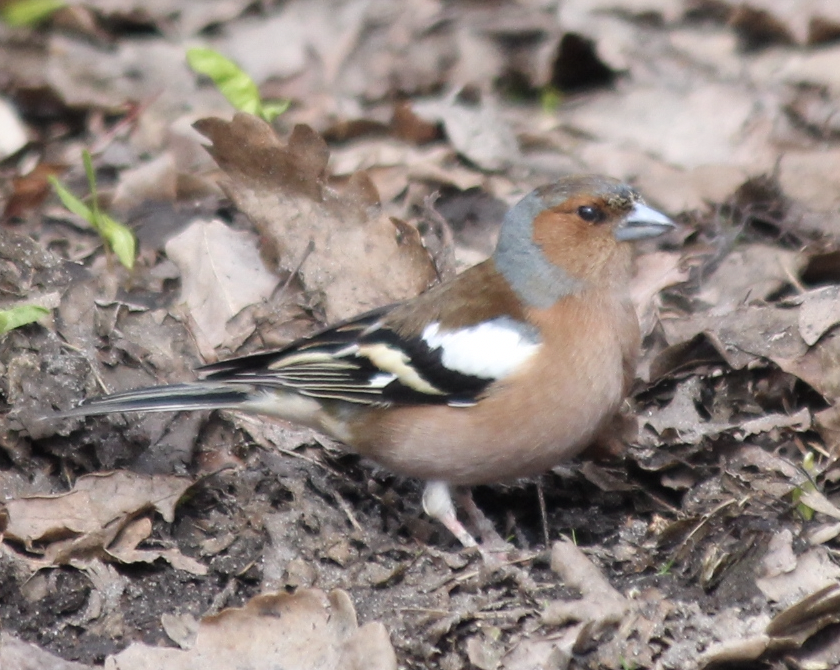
193, 113, 436, 322
698, 583, 840, 669
1, 471, 193, 568
107, 516, 207, 575
660, 304, 806, 371
630, 250, 689, 338
106, 588, 397, 670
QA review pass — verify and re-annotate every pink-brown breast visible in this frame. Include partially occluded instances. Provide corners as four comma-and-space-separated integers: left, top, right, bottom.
345, 287, 640, 485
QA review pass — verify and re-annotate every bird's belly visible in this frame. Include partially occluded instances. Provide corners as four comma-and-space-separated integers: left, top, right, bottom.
348, 340, 626, 485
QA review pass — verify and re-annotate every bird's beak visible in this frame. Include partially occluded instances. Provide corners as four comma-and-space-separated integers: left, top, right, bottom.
614, 202, 675, 241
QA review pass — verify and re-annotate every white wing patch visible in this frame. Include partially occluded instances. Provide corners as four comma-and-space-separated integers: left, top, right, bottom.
369, 372, 398, 388
422, 318, 541, 380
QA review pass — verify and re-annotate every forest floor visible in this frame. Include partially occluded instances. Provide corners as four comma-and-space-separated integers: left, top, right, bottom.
2, 1, 840, 669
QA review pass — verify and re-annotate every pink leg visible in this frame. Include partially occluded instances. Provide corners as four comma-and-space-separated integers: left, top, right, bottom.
422, 480, 478, 548
455, 488, 510, 551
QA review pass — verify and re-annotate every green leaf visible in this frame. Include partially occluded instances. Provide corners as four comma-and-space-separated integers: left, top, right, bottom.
82, 150, 99, 214
540, 86, 563, 115
1, 0, 65, 26
0, 304, 49, 334
657, 560, 674, 575
793, 450, 818, 520
49, 155, 136, 270
186, 47, 288, 122
96, 212, 136, 270
48, 175, 93, 221
260, 99, 291, 122
187, 48, 263, 114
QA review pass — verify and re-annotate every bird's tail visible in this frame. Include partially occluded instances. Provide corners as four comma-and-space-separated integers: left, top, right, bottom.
51, 382, 253, 418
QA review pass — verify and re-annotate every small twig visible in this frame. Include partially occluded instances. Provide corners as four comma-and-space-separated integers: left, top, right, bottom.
59, 341, 109, 394
536, 480, 550, 548
451, 552, 541, 582
429, 552, 541, 591
245, 430, 366, 533
332, 488, 364, 534
89, 92, 163, 155
669, 498, 741, 565
276, 239, 315, 300
398, 607, 451, 616
795, 433, 830, 460
779, 257, 807, 294
272, 445, 330, 470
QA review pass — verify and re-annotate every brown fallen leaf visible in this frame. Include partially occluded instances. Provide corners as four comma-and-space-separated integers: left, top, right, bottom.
2, 162, 67, 222
106, 588, 397, 670
106, 516, 207, 575
793, 285, 840, 346
562, 82, 776, 172
757, 543, 840, 608
539, 538, 629, 657
164, 218, 281, 356
698, 583, 840, 668
193, 114, 436, 322
1, 471, 193, 568
412, 89, 520, 171
0, 631, 95, 670
111, 153, 178, 212
695, 244, 802, 311
774, 329, 840, 403
660, 303, 806, 371
630, 250, 689, 338
390, 100, 441, 145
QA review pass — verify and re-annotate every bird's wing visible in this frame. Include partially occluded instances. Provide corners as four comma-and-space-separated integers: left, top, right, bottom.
199, 307, 542, 408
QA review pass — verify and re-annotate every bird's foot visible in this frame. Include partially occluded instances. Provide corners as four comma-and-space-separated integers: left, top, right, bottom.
422, 481, 515, 562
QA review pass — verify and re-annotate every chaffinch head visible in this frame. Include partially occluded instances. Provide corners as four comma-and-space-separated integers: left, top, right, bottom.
57, 175, 674, 548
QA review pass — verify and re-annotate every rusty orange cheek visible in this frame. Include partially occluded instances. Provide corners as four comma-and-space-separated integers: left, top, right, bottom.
531, 208, 617, 280
532, 209, 589, 254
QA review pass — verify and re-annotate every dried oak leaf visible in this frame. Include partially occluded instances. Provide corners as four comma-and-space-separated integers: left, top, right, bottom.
107, 588, 397, 670
193, 113, 436, 322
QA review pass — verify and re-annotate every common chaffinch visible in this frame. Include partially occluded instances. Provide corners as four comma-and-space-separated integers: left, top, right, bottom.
58, 175, 674, 548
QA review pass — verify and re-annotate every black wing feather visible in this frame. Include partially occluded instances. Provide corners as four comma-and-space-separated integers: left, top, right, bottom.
197, 305, 494, 407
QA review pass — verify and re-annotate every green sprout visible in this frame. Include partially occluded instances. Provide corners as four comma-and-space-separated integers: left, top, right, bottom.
540, 86, 563, 115
186, 48, 289, 122
0, 304, 50, 334
791, 450, 818, 521
1, 0, 65, 26
49, 150, 136, 270
657, 559, 674, 576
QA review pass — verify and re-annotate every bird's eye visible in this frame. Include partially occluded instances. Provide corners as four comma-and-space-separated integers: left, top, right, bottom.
577, 205, 605, 223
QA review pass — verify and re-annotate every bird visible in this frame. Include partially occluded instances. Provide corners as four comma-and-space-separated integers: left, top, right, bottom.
53, 175, 674, 549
